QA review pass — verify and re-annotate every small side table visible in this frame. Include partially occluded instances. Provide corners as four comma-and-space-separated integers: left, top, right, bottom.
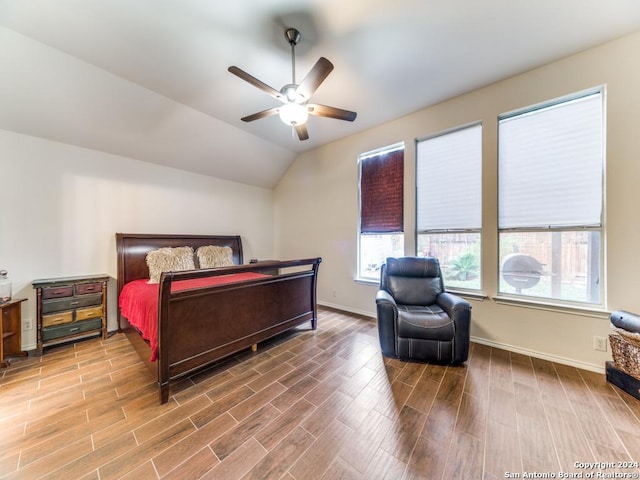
1, 298, 26, 367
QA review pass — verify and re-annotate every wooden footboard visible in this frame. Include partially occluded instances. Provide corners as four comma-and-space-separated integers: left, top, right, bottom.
157, 259, 320, 403
115, 232, 321, 404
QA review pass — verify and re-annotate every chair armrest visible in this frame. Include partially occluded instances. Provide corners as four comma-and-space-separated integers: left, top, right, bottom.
438, 292, 472, 362
375, 289, 398, 358
375, 289, 397, 307
437, 292, 471, 326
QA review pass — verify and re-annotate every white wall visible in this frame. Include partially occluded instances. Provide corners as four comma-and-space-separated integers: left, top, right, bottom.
0, 130, 274, 350
274, 31, 640, 372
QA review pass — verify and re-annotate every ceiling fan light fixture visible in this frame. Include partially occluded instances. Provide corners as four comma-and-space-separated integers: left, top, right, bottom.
228, 26, 356, 140
279, 103, 308, 126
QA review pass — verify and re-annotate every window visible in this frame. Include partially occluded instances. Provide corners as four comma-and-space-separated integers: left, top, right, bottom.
358, 144, 404, 281
498, 90, 604, 304
416, 124, 482, 290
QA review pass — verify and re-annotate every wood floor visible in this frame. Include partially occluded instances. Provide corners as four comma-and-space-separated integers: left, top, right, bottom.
1, 307, 640, 480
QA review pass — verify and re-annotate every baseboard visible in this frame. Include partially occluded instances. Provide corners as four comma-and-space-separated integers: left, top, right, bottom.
471, 336, 605, 374
318, 301, 375, 319
318, 302, 605, 374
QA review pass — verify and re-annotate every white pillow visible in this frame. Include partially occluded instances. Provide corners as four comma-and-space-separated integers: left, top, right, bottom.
197, 245, 234, 269
146, 246, 195, 283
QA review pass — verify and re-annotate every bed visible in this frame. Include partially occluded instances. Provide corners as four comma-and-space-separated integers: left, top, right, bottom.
116, 233, 321, 404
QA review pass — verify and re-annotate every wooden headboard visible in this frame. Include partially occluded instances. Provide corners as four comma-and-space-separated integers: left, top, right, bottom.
115, 233, 243, 301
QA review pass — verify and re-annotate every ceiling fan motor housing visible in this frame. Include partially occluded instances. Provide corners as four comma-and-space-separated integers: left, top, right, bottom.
284, 28, 301, 46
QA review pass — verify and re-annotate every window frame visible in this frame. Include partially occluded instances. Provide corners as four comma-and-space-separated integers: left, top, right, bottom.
496, 87, 606, 307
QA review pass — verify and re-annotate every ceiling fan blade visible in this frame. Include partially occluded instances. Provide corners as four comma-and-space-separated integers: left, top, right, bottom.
308, 104, 357, 122
296, 57, 334, 101
240, 107, 279, 123
228, 66, 283, 102
295, 124, 309, 141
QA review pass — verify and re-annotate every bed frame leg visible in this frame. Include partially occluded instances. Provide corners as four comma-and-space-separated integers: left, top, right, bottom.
311, 317, 317, 330
160, 383, 170, 404
251, 343, 257, 352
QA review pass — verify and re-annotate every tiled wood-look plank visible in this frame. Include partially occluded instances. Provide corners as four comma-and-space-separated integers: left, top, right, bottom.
241, 426, 316, 480
338, 408, 395, 474
134, 394, 212, 444
118, 460, 158, 480
190, 385, 255, 429
20, 406, 126, 467
254, 399, 317, 451
320, 457, 362, 480
421, 400, 459, 447
403, 435, 448, 480
230, 381, 287, 420
200, 437, 267, 480
379, 405, 427, 463
288, 419, 355, 480
2, 436, 94, 480
41, 432, 138, 480
455, 391, 487, 439
271, 375, 320, 412
336, 384, 383, 431
2, 307, 640, 479
300, 390, 352, 437
361, 447, 407, 479
209, 404, 282, 461
442, 431, 484, 479
517, 414, 559, 472
99, 418, 196, 480
151, 412, 236, 477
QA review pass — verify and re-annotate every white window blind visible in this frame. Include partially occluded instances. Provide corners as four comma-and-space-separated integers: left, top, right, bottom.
416, 124, 482, 231
498, 92, 603, 229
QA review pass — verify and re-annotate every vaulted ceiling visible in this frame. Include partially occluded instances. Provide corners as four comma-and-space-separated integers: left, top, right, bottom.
1, 0, 640, 188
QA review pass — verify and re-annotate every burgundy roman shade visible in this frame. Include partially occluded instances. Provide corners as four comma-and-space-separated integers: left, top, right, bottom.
359, 148, 404, 233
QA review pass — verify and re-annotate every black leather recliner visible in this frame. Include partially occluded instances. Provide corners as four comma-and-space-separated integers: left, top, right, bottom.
375, 256, 472, 363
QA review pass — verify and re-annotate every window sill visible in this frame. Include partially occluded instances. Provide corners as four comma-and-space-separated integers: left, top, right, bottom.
492, 295, 609, 319
354, 277, 379, 286
448, 289, 489, 301
355, 279, 488, 302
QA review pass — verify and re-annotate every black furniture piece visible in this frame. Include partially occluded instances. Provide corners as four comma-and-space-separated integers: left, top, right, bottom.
375, 257, 471, 363
607, 310, 640, 400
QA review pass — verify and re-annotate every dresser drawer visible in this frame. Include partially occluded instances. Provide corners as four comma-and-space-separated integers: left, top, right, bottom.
76, 306, 102, 321
75, 282, 102, 295
41, 293, 103, 314
42, 311, 73, 327
42, 286, 74, 300
41, 318, 102, 342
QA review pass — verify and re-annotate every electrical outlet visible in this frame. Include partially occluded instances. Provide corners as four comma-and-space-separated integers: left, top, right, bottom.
24, 318, 33, 330
332, 289, 337, 298
593, 336, 607, 352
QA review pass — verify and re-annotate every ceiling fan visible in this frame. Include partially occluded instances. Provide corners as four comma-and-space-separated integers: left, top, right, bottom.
228, 28, 357, 141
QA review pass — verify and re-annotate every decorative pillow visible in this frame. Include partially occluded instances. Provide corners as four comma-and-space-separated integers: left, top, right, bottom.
146, 246, 195, 283
197, 245, 234, 269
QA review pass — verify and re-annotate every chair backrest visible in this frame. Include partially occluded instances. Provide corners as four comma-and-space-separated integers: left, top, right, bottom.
380, 257, 445, 306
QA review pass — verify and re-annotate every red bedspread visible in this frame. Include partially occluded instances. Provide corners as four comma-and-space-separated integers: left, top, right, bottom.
119, 272, 268, 361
